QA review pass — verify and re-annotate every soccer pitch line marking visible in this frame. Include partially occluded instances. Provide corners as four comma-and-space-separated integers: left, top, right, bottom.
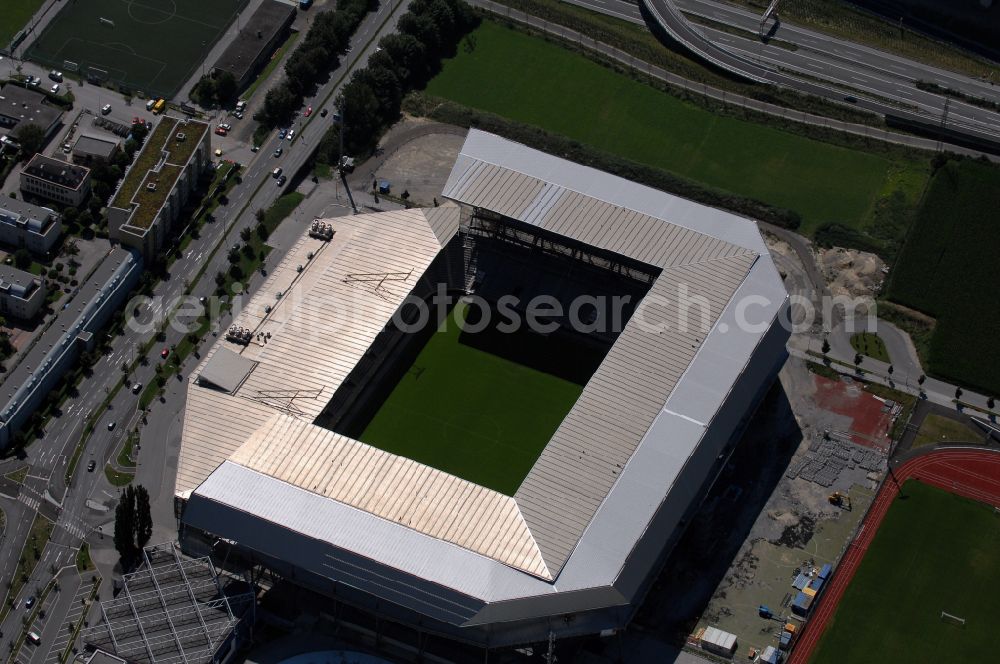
124, 0, 178, 25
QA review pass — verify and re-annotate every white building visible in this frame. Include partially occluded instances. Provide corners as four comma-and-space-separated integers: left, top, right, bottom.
175, 130, 789, 650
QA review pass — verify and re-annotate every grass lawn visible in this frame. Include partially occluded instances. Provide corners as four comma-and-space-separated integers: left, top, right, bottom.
426, 21, 927, 237
104, 465, 133, 487
811, 481, 1000, 664
912, 414, 984, 449
25, 0, 246, 98
0, 0, 44, 49
360, 302, 583, 495
886, 159, 1000, 395
76, 543, 94, 572
4, 466, 28, 484
850, 332, 890, 363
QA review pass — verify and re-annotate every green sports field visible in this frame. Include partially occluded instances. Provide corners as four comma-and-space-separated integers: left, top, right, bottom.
425, 21, 928, 238
360, 303, 584, 495
811, 481, 1000, 664
25, 0, 247, 98
0, 0, 45, 49
886, 159, 1000, 396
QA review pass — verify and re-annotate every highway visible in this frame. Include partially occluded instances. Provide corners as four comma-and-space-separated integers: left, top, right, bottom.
0, 0, 413, 659
561, 0, 1000, 145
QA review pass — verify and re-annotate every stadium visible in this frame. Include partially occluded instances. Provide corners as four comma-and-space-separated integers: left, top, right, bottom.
173, 130, 790, 650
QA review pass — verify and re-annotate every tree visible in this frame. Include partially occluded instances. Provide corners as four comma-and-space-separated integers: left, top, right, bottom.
227, 246, 241, 264
918, 374, 926, 385
214, 72, 238, 107
887, 365, 894, 375
113, 486, 136, 566
853, 353, 863, 367
240, 226, 252, 243
955, 386, 963, 399
989, 397, 996, 410
134, 485, 153, 548
13, 248, 31, 270
821, 338, 830, 355
14, 123, 46, 159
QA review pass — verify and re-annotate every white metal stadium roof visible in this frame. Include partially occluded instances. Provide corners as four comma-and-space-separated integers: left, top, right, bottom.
179, 131, 788, 616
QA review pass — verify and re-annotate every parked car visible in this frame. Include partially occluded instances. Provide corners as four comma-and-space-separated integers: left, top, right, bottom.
50, 83, 60, 94
278, 128, 287, 139
49, 70, 63, 82
273, 147, 282, 158
272, 167, 282, 178
87, 460, 96, 472
277, 174, 287, 186
61, 143, 72, 153
215, 126, 227, 136
161, 347, 169, 359
250, 145, 259, 153
319, 108, 328, 118
287, 129, 295, 140
233, 110, 244, 120
100, 103, 112, 115
26, 632, 40, 646
219, 122, 232, 131
304, 106, 312, 117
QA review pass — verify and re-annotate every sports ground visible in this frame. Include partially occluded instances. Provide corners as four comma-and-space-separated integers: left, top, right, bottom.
25, 0, 247, 98
425, 21, 928, 237
0, 0, 45, 50
794, 449, 1000, 664
360, 303, 585, 495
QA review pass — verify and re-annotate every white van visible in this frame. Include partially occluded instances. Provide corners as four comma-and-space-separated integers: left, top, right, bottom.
146, 99, 156, 111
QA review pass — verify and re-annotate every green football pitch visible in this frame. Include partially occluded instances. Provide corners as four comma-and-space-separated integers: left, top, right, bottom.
359, 303, 585, 495
25, 0, 246, 98
811, 481, 1000, 664
0, 0, 46, 50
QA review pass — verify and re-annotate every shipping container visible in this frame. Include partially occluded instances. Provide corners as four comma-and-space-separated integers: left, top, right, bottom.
700, 626, 738, 656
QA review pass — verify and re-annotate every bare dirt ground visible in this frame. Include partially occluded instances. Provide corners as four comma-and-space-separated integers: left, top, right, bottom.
818, 247, 887, 299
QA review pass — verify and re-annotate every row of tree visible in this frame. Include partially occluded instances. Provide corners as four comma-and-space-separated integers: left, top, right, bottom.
113, 484, 154, 569
190, 71, 239, 109
256, 0, 379, 128
319, 0, 478, 164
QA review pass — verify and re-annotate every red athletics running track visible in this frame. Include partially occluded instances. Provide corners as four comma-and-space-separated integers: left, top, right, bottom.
789, 447, 1000, 664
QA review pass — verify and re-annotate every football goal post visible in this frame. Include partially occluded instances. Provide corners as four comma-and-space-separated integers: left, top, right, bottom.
941, 611, 966, 626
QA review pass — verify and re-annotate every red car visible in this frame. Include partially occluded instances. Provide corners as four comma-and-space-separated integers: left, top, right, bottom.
215, 126, 228, 136
161, 347, 169, 359
304, 106, 312, 117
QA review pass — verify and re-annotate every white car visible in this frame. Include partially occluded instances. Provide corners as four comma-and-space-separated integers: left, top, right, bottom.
101, 103, 112, 115
286, 129, 295, 140
50, 83, 60, 94
219, 122, 232, 131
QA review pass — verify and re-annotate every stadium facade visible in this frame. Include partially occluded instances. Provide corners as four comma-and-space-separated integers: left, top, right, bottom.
175, 130, 790, 649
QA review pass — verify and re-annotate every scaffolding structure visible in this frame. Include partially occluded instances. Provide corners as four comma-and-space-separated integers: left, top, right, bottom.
83, 543, 255, 664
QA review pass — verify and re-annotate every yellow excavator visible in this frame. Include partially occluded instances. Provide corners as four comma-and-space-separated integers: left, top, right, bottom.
829, 491, 852, 510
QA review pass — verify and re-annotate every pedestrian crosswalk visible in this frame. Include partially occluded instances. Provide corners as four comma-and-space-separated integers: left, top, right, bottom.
17, 492, 40, 511
55, 520, 89, 540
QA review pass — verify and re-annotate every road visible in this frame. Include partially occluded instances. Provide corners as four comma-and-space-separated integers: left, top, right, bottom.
563, 0, 1000, 146
0, 1, 414, 660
